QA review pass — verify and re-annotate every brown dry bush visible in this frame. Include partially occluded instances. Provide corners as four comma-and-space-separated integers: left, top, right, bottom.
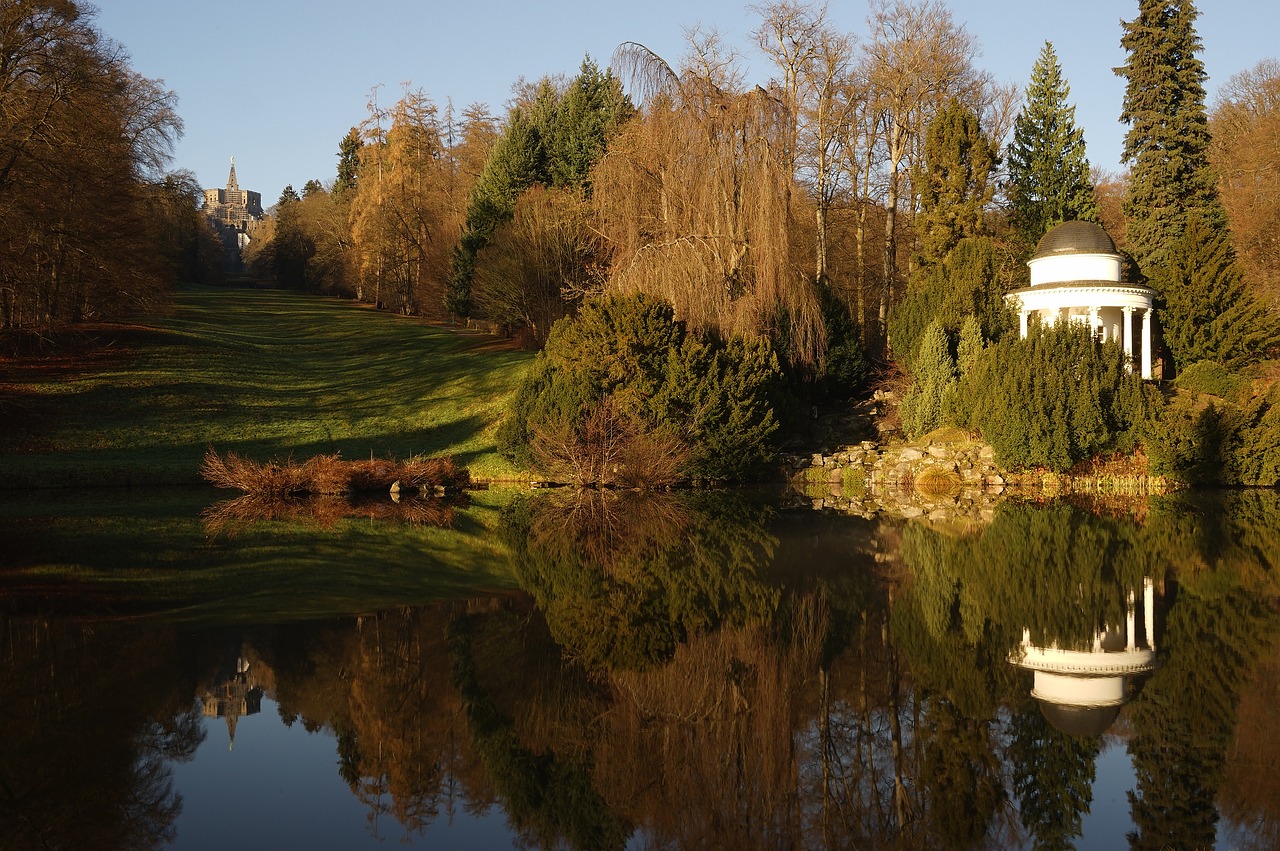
200, 448, 470, 495
530, 398, 690, 489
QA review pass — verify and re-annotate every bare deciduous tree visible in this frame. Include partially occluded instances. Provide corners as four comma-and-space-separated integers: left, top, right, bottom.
1212, 59, 1280, 307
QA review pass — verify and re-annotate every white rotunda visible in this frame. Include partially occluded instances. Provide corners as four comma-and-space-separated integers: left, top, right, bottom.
1006, 221, 1157, 379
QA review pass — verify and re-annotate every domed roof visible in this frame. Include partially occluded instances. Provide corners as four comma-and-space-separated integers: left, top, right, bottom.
1038, 701, 1122, 737
1033, 221, 1118, 259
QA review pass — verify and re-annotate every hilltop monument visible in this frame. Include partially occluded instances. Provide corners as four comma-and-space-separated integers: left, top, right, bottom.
202, 157, 264, 262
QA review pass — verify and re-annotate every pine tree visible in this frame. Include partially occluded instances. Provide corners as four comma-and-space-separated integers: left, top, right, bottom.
1005, 42, 1098, 249
445, 113, 544, 317
446, 59, 630, 318
546, 57, 631, 193
1115, 0, 1223, 268
1154, 214, 1279, 369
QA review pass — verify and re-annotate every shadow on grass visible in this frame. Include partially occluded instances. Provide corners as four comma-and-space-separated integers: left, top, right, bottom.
1, 285, 533, 487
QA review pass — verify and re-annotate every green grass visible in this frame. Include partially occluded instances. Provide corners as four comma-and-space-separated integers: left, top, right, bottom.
0, 285, 535, 487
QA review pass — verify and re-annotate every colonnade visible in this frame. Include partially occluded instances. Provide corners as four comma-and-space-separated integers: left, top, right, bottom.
1017, 305, 1154, 380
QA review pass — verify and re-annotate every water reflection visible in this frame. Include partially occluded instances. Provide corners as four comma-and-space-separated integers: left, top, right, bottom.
201, 493, 463, 537
2, 489, 1280, 849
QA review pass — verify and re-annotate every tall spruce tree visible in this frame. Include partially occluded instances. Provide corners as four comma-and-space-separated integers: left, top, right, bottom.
1005, 42, 1098, 250
334, 127, 361, 195
1115, 0, 1223, 268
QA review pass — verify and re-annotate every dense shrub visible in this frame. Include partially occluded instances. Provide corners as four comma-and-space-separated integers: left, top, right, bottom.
1146, 396, 1228, 485
816, 282, 872, 400
1224, 390, 1280, 486
1150, 379, 1280, 486
899, 321, 957, 439
1172, 360, 1246, 400
498, 293, 782, 484
956, 323, 1157, 472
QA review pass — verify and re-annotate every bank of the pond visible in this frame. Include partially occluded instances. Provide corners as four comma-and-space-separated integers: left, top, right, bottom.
785, 428, 1175, 525
0, 285, 535, 489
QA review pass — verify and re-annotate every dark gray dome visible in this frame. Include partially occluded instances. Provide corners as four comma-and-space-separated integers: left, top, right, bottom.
1033, 221, 1118, 259
1038, 700, 1122, 737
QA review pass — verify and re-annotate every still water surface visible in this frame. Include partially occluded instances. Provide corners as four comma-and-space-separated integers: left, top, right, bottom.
2, 486, 1278, 850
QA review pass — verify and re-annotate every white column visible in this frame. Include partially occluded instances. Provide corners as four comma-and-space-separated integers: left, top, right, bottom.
1141, 308, 1153, 379
1088, 306, 1100, 341
1126, 590, 1136, 650
1123, 305, 1134, 371
1144, 578, 1156, 651
1019, 310, 1029, 339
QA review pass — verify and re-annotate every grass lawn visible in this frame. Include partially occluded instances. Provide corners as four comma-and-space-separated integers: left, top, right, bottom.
0, 285, 535, 488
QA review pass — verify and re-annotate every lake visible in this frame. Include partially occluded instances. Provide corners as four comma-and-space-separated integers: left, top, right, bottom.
1, 485, 1277, 850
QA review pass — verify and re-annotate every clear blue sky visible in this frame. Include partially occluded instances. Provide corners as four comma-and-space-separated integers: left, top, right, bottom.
94, 0, 1280, 204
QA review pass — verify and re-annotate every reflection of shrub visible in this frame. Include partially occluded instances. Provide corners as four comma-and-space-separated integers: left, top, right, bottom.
499, 293, 782, 484
202, 493, 461, 536
914, 466, 962, 494
504, 491, 780, 671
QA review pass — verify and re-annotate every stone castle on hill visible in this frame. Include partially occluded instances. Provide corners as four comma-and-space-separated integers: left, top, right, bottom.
202, 157, 263, 267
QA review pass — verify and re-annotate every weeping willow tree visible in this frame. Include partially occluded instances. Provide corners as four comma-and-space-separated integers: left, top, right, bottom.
597, 33, 824, 366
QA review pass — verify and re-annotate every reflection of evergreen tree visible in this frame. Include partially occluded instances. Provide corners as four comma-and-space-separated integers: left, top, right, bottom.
919, 697, 1005, 849
890, 587, 1015, 720
0, 619, 200, 850
1007, 702, 1100, 851
448, 613, 630, 851
505, 491, 780, 670
1127, 583, 1280, 850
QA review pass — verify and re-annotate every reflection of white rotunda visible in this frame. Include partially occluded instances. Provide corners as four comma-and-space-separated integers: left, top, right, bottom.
1010, 578, 1160, 736
1006, 221, 1157, 379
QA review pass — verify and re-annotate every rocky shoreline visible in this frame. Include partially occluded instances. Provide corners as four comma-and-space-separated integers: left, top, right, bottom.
784, 429, 1174, 525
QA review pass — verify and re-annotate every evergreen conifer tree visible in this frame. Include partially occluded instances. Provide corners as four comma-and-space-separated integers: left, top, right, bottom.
1005, 42, 1098, 250
446, 60, 630, 318
900, 320, 957, 439
1115, 0, 1224, 267
334, 128, 361, 195
1153, 214, 1279, 369
913, 98, 997, 267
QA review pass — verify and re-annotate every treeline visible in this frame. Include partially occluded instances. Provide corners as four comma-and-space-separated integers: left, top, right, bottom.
10, 0, 1279, 483
259, 2, 1280, 434
0, 1, 224, 343
257, 1, 1014, 365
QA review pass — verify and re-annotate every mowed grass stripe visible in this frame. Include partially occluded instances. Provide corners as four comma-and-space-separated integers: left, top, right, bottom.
0, 285, 534, 487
